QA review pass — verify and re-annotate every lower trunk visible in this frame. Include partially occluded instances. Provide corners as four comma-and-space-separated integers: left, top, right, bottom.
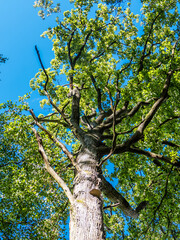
69, 149, 105, 240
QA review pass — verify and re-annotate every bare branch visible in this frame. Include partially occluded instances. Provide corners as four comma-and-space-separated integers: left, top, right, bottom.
35, 45, 72, 128
29, 109, 78, 169
32, 128, 74, 204
35, 45, 49, 91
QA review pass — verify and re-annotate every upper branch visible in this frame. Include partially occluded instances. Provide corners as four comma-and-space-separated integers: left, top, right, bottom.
35, 45, 49, 91
159, 115, 180, 127
124, 71, 172, 147
67, 30, 75, 70
162, 140, 180, 149
73, 29, 93, 66
35, 45, 72, 128
70, 87, 81, 127
90, 74, 103, 112
138, 11, 163, 73
98, 98, 155, 134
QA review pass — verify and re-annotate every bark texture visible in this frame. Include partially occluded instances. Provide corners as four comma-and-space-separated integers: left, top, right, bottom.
69, 149, 105, 240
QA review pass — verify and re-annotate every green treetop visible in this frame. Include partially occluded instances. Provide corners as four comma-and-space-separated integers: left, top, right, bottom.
1, 0, 180, 239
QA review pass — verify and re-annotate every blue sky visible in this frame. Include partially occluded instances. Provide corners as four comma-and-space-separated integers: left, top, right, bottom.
0, 1, 70, 109
0, 1, 141, 108
0, 1, 53, 104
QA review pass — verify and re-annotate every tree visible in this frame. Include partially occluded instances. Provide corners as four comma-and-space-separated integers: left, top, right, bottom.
1, 0, 180, 239
0, 54, 7, 64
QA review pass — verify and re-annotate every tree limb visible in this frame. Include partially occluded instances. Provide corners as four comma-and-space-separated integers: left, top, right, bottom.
138, 10, 163, 73
124, 70, 172, 147
159, 115, 180, 127
73, 29, 93, 66
101, 176, 148, 219
162, 140, 180, 148
90, 74, 103, 112
35, 45, 49, 91
35, 45, 72, 128
32, 128, 74, 204
97, 98, 155, 133
128, 147, 180, 167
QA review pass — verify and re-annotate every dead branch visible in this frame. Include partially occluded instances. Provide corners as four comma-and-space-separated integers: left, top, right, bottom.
29, 109, 79, 170
35, 45, 49, 91
32, 127, 74, 204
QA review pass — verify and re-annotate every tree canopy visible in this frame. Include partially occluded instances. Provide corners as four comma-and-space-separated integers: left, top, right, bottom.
0, 0, 180, 239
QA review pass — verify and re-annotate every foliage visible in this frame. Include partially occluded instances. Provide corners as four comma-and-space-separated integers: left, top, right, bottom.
0, 54, 8, 64
1, 0, 180, 239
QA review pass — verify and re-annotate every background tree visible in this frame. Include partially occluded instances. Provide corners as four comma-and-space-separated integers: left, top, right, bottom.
0, 54, 7, 64
1, 0, 180, 239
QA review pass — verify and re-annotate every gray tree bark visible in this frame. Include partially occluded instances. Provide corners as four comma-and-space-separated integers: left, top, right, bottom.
69, 149, 105, 240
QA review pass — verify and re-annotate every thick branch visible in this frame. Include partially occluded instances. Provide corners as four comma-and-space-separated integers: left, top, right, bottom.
162, 140, 180, 148
101, 176, 148, 219
97, 98, 155, 133
32, 128, 74, 204
124, 71, 172, 147
96, 101, 129, 131
68, 30, 75, 69
128, 147, 180, 167
70, 87, 81, 127
128, 98, 157, 117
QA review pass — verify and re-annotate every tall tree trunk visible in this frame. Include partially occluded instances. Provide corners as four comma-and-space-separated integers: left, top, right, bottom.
69, 149, 105, 240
